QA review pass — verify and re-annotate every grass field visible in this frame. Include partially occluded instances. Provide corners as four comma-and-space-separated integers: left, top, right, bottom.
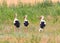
0, 2, 60, 43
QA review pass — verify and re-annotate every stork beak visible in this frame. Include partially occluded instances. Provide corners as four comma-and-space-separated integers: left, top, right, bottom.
24, 16, 25, 18
40, 16, 42, 19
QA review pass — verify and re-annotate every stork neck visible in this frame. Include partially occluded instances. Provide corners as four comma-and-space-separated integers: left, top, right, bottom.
24, 18, 27, 21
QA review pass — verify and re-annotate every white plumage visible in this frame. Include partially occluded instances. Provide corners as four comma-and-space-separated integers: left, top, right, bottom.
24, 15, 29, 27
39, 16, 46, 32
13, 13, 20, 28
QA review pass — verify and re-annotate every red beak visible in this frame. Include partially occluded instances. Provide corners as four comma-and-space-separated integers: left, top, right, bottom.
24, 16, 25, 18
40, 17, 42, 19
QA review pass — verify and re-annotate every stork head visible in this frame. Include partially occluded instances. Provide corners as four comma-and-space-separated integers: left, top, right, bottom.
24, 15, 27, 19
14, 13, 17, 18
40, 16, 44, 20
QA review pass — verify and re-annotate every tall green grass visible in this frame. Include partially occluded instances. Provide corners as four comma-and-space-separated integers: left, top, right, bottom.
0, 2, 60, 43
0, 1, 60, 32
0, 2, 60, 24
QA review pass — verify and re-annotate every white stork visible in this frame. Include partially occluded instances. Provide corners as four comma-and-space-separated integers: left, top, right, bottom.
13, 13, 20, 28
24, 15, 29, 27
39, 16, 46, 32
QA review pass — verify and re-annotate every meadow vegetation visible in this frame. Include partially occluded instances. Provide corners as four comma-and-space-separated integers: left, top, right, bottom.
0, 1, 60, 43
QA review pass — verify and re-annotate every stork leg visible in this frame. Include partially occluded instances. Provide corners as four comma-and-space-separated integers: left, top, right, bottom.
24, 27, 28, 32
17, 28, 20, 32
14, 26, 17, 32
39, 28, 43, 32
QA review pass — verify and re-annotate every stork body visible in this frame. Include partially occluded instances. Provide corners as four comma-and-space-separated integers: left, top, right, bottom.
39, 16, 46, 32
24, 15, 29, 27
13, 13, 20, 28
